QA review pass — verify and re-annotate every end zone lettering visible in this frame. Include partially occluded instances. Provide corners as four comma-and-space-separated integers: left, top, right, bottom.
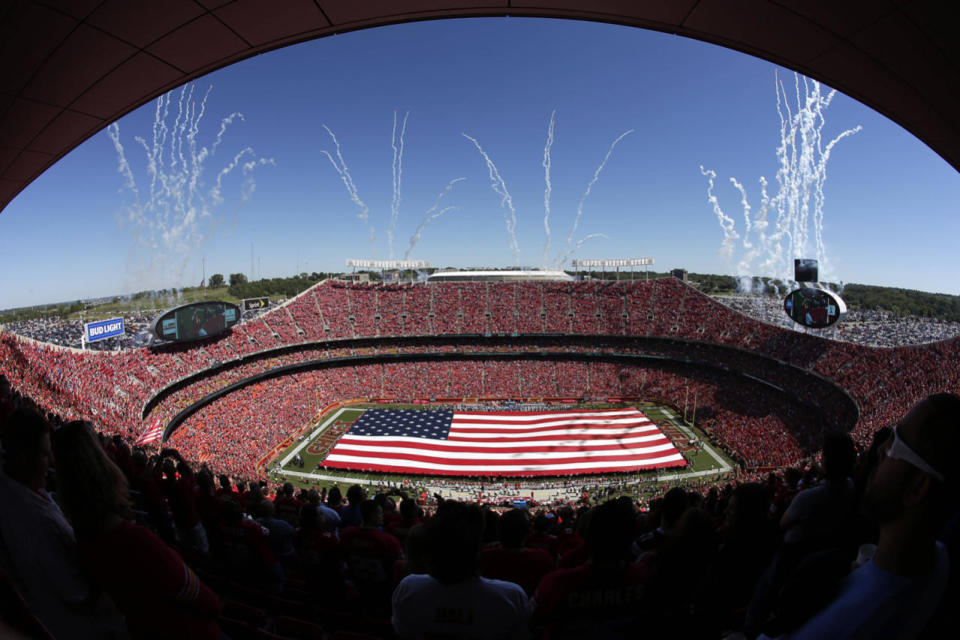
85, 318, 125, 343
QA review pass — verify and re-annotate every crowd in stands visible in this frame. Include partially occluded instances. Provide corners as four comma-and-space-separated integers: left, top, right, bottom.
157, 357, 828, 479
4, 314, 153, 351
2, 278, 960, 482
1, 387, 957, 639
717, 295, 960, 347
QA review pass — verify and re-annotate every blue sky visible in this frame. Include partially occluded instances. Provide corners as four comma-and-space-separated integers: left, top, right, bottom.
2, 17, 959, 309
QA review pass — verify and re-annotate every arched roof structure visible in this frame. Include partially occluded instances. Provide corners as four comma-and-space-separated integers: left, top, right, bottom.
1, 1, 957, 214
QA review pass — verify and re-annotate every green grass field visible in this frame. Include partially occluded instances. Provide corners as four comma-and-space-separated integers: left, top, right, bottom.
270, 402, 736, 493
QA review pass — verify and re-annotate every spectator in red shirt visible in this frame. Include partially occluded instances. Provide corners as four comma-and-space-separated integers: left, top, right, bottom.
159, 448, 208, 555
526, 512, 559, 559
216, 498, 283, 593
296, 504, 344, 600
533, 499, 653, 639
274, 482, 303, 526
481, 508, 554, 595
51, 420, 220, 640
340, 499, 403, 614
386, 496, 422, 545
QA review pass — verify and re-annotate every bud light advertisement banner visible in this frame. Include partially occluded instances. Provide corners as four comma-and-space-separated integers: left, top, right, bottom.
86, 317, 124, 343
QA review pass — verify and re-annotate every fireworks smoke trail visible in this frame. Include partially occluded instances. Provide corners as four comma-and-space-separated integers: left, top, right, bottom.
108, 84, 272, 290
542, 110, 557, 267
730, 177, 752, 245
388, 110, 410, 259
700, 166, 739, 258
703, 71, 860, 291
463, 133, 521, 263
566, 233, 608, 260
405, 177, 465, 259
320, 124, 375, 244
558, 129, 634, 267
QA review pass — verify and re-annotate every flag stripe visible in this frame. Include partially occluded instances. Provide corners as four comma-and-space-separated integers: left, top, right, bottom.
334, 433, 669, 449
452, 409, 642, 420
323, 453, 685, 474
136, 417, 164, 446
322, 407, 685, 477
449, 418, 653, 432
448, 426, 657, 439
326, 442, 678, 460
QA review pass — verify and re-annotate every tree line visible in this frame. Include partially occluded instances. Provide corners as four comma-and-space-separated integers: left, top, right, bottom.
4, 272, 960, 324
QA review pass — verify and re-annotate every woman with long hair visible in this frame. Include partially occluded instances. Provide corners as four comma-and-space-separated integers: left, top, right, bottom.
52, 421, 220, 640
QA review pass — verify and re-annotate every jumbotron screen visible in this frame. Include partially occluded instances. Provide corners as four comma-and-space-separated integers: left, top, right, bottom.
150, 302, 240, 342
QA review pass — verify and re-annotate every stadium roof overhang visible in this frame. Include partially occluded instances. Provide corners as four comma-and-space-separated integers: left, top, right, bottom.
2, 1, 957, 215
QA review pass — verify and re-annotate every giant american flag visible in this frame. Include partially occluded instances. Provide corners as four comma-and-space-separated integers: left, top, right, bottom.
322, 408, 685, 477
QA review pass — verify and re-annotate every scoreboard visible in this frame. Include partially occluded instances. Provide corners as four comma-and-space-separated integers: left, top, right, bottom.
149, 301, 240, 343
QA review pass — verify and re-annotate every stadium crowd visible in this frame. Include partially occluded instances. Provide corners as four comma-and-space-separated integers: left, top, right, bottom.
4, 314, 153, 351
0, 386, 956, 639
717, 295, 960, 347
2, 278, 960, 481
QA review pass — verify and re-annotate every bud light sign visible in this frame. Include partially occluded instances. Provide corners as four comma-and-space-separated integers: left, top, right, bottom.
86, 317, 124, 343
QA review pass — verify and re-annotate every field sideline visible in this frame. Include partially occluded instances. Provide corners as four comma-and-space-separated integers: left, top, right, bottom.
269, 402, 735, 496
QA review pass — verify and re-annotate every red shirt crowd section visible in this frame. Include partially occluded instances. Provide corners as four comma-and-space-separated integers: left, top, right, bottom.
2, 278, 959, 480
163, 359, 833, 478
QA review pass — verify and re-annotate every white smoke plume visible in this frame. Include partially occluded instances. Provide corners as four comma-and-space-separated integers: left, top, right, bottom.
404, 177, 466, 259
463, 133, 521, 263
388, 110, 410, 259
542, 110, 557, 267
320, 124, 375, 245
108, 84, 272, 290
557, 129, 634, 267
702, 72, 861, 292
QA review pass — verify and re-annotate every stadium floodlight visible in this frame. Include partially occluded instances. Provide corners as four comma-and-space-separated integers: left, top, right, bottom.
346, 259, 430, 270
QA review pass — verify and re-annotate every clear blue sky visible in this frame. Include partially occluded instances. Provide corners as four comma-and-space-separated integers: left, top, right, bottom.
3, 17, 959, 309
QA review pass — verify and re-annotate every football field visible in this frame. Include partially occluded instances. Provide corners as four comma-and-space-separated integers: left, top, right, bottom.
271, 402, 734, 492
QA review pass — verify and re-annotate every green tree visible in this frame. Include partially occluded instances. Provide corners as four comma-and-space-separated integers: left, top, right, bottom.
229, 273, 248, 287
208, 273, 225, 288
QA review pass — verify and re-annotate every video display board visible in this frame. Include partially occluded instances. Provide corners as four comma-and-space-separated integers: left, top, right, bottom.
150, 301, 240, 343
784, 287, 846, 328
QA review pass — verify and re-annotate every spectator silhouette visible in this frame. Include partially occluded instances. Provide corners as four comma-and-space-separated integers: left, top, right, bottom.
747, 431, 857, 634
51, 420, 220, 640
0, 409, 124, 639
481, 508, 555, 596
532, 498, 650, 639
392, 500, 530, 639
341, 498, 403, 615
340, 484, 366, 528
761, 393, 959, 639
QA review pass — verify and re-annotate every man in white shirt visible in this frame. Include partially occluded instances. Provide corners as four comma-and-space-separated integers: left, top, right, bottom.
392, 501, 529, 639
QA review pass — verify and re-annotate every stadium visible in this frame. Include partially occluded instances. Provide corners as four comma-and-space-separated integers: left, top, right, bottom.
1, 4, 959, 640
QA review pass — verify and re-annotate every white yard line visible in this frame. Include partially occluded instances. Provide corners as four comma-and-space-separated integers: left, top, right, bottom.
276, 407, 360, 468
657, 407, 733, 475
